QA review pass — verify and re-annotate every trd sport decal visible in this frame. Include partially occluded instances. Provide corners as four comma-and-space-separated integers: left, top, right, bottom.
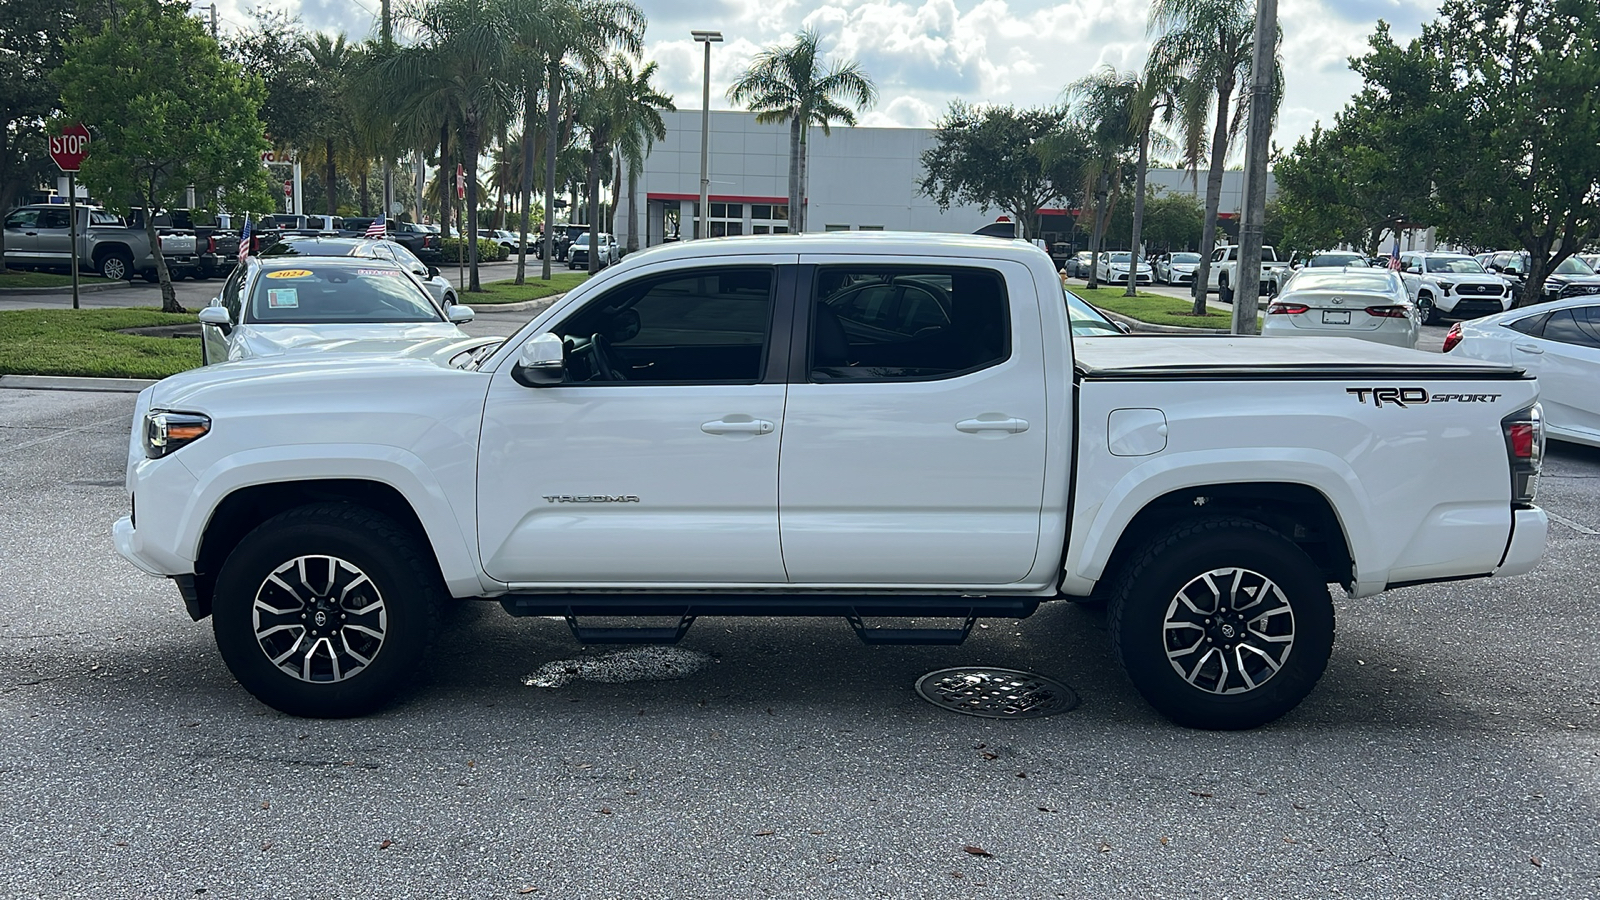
1347, 388, 1502, 408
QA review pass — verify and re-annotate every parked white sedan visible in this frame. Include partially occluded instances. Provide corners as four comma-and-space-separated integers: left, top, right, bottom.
1095, 251, 1152, 285
197, 256, 488, 366
1444, 296, 1600, 447
1262, 267, 1417, 348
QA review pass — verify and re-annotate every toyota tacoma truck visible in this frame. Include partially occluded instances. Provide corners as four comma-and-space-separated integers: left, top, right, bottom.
1207, 243, 1290, 302
112, 233, 1549, 729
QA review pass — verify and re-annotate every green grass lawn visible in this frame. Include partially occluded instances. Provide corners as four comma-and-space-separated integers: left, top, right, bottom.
0, 270, 115, 289
0, 309, 201, 379
458, 271, 589, 305
1070, 285, 1250, 330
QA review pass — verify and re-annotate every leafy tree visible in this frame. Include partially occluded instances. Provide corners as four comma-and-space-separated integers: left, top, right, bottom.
729, 29, 877, 234
612, 57, 674, 253
1135, 187, 1205, 253
0, 0, 83, 274
919, 102, 1086, 242
301, 32, 359, 218
1148, 0, 1268, 313
57, 0, 272, 311
1409, 0, 1600, 301
1070, 70, 1137, 290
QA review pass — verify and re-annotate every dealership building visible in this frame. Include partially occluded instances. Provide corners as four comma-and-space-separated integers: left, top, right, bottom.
616, 110, 1276, 250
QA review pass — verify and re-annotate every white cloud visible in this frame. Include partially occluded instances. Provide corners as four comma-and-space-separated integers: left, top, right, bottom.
209, 0, 1440, 148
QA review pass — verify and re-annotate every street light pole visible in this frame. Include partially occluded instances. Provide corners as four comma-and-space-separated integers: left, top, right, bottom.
692, 30, 723, 240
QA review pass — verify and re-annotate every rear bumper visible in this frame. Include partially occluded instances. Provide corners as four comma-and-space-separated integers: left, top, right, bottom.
1495, 507, 1547, 579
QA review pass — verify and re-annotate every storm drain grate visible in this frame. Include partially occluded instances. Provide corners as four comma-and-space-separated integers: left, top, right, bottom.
915, 667, 1080, 719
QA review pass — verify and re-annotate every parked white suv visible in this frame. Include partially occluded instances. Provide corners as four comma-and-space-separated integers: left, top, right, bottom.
1397, 252, 1513, 325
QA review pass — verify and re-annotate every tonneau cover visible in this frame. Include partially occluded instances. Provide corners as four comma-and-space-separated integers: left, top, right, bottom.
1073, 335, 1526, 380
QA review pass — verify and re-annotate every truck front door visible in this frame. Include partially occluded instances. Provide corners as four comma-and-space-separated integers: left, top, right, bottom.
777, 260, 1050, 585
3, 209, 41, 266
477, 259, 794, 585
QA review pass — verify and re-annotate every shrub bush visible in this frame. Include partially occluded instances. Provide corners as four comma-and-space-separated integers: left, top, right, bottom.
440, 237, 504, 263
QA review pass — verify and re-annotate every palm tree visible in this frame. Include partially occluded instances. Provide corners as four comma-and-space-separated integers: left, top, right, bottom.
301, 33, 357, 217
610, 56, 674, 253
382, 0, 515, 292
506, 0, 643, 280
728, 29, 877, 234
1071, 69, 1137, 291
1148, 0, 1258, 315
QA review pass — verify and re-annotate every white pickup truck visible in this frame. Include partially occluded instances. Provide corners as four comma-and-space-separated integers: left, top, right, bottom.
113, 234, 1548, 729
1208, 243, 1290, 302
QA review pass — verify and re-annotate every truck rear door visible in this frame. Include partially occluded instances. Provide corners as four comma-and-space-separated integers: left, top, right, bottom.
776, 258, 1050, 585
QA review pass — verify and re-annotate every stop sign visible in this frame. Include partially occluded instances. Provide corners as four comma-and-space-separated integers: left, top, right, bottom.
284, 180, 293, 197
49, 124, 91, 173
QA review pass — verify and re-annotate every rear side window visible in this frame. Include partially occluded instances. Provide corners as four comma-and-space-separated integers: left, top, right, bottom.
1506, 313, 1550, 337
1540, 308, 1600, 349
810, 266, 1009, 381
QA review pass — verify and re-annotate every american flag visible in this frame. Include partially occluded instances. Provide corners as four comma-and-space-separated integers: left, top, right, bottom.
366, 214, 386, 238
238, 215, 252, 264
1388, 238, 1402, 271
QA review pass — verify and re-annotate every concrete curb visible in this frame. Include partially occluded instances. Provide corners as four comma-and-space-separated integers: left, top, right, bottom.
0, 374, 156, 393
0, 280, 131, 295
465, 290, 569, 313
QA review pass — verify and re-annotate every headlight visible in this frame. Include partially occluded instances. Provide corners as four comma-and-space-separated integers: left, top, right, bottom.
143, 411, 211, 459
1436, 281, 1454, 293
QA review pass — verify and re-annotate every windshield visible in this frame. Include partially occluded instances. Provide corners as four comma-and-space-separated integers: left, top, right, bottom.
1107, 252, 1132, 263
246, 263, 443, 324
574, 235, 591, 247
1426, 256, 1486, 274
1170, 253, 1200, 264
1064, 288, 1123, 336
1308, 253, 1368, 267
1552, 256, 1596, 276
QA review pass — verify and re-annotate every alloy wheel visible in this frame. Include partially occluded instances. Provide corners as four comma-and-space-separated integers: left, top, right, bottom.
1162, 566, 1295, 695
252, 555, 388, 683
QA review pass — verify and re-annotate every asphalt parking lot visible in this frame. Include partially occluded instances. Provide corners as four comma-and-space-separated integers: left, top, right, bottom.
1, 387, 1596, 898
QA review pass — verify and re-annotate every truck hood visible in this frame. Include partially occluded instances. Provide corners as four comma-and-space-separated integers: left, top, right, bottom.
148, 344, 492, 412
1073, 335, 1525, 379
230, 322, 470, 360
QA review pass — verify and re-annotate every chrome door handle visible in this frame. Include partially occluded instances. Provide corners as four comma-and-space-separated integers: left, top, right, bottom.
701, 419, 774, 435
1513, 343, 1544, 355
956, 417, 1030, 434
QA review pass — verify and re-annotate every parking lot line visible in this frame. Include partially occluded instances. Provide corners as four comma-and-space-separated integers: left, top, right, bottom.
1546, 511, 1600, 535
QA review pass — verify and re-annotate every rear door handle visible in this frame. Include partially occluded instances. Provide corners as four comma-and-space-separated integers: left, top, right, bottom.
1513, 342, 1544, 355
701, 418, 774, 435
956, 417, 1029, 434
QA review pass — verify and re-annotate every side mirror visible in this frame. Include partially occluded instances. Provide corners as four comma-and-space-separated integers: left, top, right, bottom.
447, 304, 475, 324
427, 265, 441, 278
1487, 264, 1502, 273
512, 332, 565, 387
198, 305, 232, 333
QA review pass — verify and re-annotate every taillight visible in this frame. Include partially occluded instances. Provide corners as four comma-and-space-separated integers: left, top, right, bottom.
1267, 302, 1308, 315
207, 236, 217, 253
1364, 305, 1408, 318
1501, 404, 1543, 507
1442, 323, 1463, 352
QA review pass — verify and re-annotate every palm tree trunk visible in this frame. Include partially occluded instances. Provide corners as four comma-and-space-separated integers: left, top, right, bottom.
608, 152, 621, 237
587, 144, 601, 275
542, 61, 561, 280
359, 171, 370, 217
439, 123, 452, 244
464, 119, 482, 293
518, 78, 536, 284
325, 137, 337, 218
799, 124, 810, 233
786, 116, 802, 234
1125, 127, 1150, 298
627, 161, 640, 252
1190, 78, 1235, 316
1087, 172, 1109, 290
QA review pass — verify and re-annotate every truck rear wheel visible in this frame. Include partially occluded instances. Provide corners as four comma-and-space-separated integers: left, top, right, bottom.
211, 503, 441, 718
98, 250, 134, 281
1108, 517, 1334, 730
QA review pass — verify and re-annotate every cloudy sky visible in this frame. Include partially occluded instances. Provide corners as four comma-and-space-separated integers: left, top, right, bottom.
206, 0, 1440, 156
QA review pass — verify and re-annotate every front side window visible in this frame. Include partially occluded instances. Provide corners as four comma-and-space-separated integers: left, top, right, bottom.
810, 267, 1009, 381
553, 267, 774, 383
5, 210, 39, 230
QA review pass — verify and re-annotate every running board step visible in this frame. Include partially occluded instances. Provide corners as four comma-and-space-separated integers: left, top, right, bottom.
564, 614, 696, 645
846, 613, 977, 646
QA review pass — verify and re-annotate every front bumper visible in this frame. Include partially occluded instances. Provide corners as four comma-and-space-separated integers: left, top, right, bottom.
1495, 507, 1547, 579
1439, 297, 1509, 318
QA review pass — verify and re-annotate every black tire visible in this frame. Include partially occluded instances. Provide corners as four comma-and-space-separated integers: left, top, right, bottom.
1108, 516, 1334, 730
1418, 294, 1439, 326
1218, 276, 1234, 304
98, 251, 135, 281
211, 503, 442, 718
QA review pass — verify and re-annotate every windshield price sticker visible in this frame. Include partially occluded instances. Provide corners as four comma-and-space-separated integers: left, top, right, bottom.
266, 269, 312, 279
356, 268, 400, 277
267, 288, 299, 309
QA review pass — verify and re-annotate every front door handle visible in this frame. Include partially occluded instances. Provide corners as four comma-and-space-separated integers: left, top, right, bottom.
1513, 342, 1544, 355
701, 418, 774, 435
956, 417, 1030, 434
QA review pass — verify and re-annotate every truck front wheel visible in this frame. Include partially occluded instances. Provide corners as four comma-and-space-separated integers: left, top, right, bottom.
1218, 275, 1233, 304
211, 503, 441, 718
1108, 517, 1334, 730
